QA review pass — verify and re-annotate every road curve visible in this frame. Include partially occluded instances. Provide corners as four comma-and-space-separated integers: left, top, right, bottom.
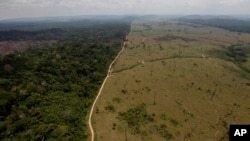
88, 39, 127, 141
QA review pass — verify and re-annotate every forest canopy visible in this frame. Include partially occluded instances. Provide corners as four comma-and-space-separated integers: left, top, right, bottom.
0, 18, 130, 141
178, 17, 250, 33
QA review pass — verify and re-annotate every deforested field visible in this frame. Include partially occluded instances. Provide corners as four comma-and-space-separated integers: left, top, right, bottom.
92, 19, 250, 141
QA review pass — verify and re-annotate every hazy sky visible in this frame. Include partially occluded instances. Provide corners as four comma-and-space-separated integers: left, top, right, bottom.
0, 0, 250, 19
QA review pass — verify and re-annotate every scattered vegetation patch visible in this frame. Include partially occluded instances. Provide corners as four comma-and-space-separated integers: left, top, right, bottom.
149, 124, 174, 140
105, 104, 116, 112
207, 45, 250, 77
214, 45, 250, 63
121, 89, 128, 94
168, 118, 179, 127
155, 34, 195, 42
112, 123, 117, 130
135, 79, 141, 84
118, 103, 154, 134
112, 97, 122, 103
226, 46, 248, 63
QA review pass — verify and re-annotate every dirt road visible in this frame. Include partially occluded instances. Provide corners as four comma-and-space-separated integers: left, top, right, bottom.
88, 39, 126, 141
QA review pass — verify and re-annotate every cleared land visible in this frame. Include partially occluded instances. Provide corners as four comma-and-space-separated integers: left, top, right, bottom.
0, 40, 56, 56
92, 20, 250, 141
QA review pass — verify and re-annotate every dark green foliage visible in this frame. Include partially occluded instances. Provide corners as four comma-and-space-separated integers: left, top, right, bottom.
0, 19, 131, 41
118, 104, 154, 134
0, 90, 16, 116
121, 89, 128, 94
0, 28, 64, 41
0, 20, 130, 140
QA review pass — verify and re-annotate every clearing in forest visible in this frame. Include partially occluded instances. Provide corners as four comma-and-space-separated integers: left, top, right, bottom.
92, 19, 250, 141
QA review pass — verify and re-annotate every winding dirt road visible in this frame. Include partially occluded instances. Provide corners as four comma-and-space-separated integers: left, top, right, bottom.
88, 39, 127, 141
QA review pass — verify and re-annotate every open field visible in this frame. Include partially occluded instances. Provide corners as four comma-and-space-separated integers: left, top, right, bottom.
92, 19, 250, 141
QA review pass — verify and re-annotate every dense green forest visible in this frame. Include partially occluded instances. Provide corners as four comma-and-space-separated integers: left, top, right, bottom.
0, 20, 129, 41
0, 19, 130, 140
179, 18, 250, 33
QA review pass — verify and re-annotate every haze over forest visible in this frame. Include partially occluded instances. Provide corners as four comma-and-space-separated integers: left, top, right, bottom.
1, 0, 250, 20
